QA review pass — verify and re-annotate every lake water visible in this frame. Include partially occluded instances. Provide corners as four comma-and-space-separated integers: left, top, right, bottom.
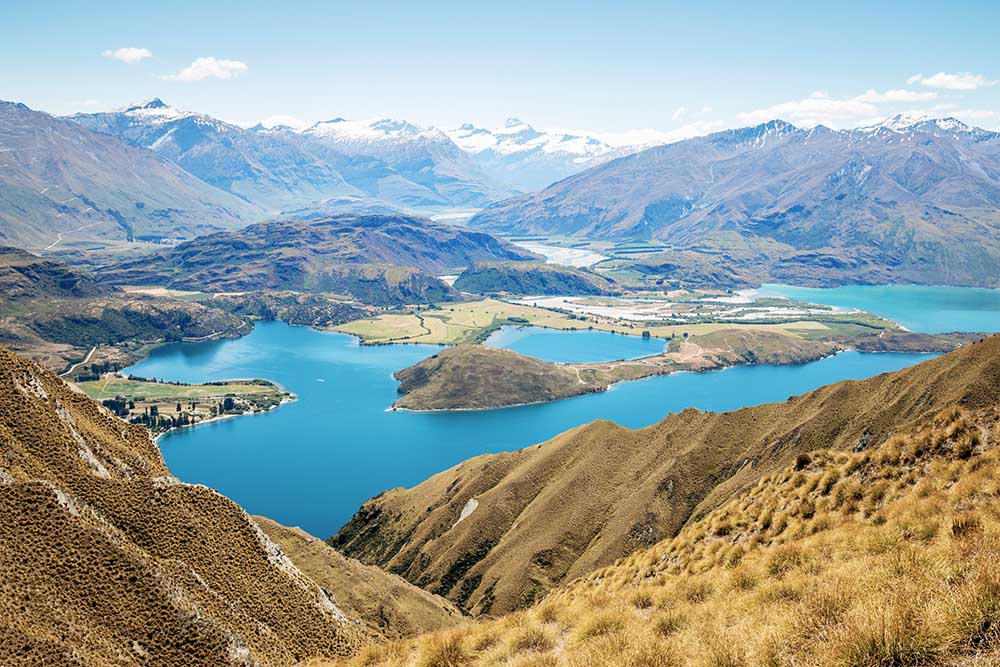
756, 284, 1000, 334
128, 321, 935, 537
486, 325, 665, 362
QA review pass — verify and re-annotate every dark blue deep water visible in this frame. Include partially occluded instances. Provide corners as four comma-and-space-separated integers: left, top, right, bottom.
127, 322, 936, 536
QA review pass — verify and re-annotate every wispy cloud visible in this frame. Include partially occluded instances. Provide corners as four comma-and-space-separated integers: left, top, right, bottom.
737, 91, 879, 127
592, 121, 724, 147
162, 57, 248, 82
102, 47, 152, 64
907, 72, 997, 90
672, 106, 686, 120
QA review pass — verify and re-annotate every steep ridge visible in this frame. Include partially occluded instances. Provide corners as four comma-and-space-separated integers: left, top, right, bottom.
333, 335, 1000, 615
335, 404, 1000, 667
0, 101, 258, 250
97, 214, 538, 305
469, 117, 1000, 287
0, 345, 365, 665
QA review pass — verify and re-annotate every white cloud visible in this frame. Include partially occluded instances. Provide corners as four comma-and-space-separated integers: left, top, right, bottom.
672, 106, 686, 120
594, 120, 724, 147
102, 47, 152, 64
737, 91, 879, 128
907, 72, 997, 90
855, 88, 937, 103
162, 57, 248, 82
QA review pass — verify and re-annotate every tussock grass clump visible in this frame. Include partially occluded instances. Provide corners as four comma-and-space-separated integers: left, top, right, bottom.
416, 633, 469, 667
507, 625, 554, 654
574, 612, 627, 642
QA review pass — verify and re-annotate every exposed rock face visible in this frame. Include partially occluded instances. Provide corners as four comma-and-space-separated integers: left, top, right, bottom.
0, 345, 367, 665
254, 517, 464, 640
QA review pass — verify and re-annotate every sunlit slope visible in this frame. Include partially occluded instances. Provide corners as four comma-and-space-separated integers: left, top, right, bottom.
333, 336, 1000, 615
337, 404, 1000, 667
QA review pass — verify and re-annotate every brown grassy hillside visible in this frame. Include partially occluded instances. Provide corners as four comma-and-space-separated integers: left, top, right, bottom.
333, 405, 1000, 667
333, 335, 1000, 615
393, 346, 601, 411
0, 345, 458, 666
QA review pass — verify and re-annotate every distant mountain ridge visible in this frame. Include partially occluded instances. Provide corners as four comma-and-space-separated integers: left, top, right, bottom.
70, 101, 516, 212
444, 117, 639, 191
469, 115, 1000, 287
0, 100, 258, 250
97, 213, 539, 305
69, 99, 360, 211
67, 101, 655, 214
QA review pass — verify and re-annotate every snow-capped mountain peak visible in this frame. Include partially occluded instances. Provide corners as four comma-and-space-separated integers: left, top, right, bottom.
114, 98, 189, 123
304, 116, 435, 142
119, 98, 168, 112
860, 114, 976, 137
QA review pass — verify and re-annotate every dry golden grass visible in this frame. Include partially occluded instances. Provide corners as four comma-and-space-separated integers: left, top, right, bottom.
330, 406, 1000, 667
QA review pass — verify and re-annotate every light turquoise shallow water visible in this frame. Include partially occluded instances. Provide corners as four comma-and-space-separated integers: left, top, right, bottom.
756, 284, 1000, 334
485, 325, 665, 362
128, 322, 936, 536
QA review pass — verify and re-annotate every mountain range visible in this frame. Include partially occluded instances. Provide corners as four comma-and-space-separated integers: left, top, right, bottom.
444, 117, 636, 191
8, 96, 1000, 289
470, 116, 1000, 287
66, 101, 640, 215
0, 101, 258, 250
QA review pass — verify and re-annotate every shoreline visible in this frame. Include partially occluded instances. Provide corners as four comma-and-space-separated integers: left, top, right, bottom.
384, 342, 962, 414
154, 394, 296, 442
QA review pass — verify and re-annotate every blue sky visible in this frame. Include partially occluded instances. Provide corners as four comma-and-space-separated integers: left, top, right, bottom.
3, 1, 999, 139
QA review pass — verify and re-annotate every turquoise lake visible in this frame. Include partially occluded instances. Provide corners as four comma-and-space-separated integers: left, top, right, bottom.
756, 284, 1000, 334
485, 325, 665, 362
128, 322, 936, 537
